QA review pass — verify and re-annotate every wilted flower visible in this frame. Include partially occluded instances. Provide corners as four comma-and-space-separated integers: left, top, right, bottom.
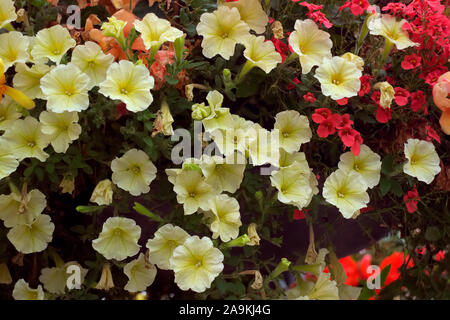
374, 81, 395, 109
90, 179, 113, 206
247, 223, 260, 246
96, 263, 115, 290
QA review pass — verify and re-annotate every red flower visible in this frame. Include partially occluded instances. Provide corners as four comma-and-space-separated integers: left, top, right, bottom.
351, 132, 363, 156
434, 250, 446, 261
382, 2, 406, 16
339, 0, 369, 16
286, 77, 301, 90
425, 125, 441, 144
371, 91, 381, 104
298, 1, 323, 11
359, 75, 373, 97
380, 252, 414, 286
401, 53, 421, 70
335, 113, 354, 130
424, 69, 447, 86
271, 37, 290, 62
415, 246, 426, 256
115, 102, 129, 120
312, 107, 332, 123
403, 184, 420, 213
303, 92, 316, 103
336, 98, 348, 105
307, 10, 333, 28
376, 106, 392, 123
394, 87, 410, 106
317, 119, 337, 138
386, 76, 396, 85
358, 254, 374, 280
293, 209, 307, 220
338, 127, 357, 147
410, 90, 426, 112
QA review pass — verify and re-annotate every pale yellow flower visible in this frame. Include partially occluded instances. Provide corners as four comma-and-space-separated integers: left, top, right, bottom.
204, 194, 242, 242
307, 272, 340, 300
170, 235, 224, 293
403, 139, 441, 184
71, 41, 114, 89
99, 60, 155, 112
90, 179, 113, 206
242, 35, 282, 73
7, 214, 55, 254
274, 110, 312, 153
101, 16, 127, 40
247, 124, 280, 166
111, 148, 157, 196
0, 31, 29, 71
220, 0, 268, 34
196, 6, 250, 60
202, 107, 234, 133
288, 19, 333, 74
39, 111, 82, 153
0, 98, 21, 131
340, 52, 364, 71
31, 25, 76, 64
0, 189, 46, 228
92, 217, 141, 261
374, 81, 395, 109
0, 0, 17, 29
368, 14, 419, 50
12, 279, 45, 300
13, 63, 53, 100
314, 56, 362, 100
247, 223, 260, 246
210, 114, 253, 156
96, 263, 114, 290
39, 262, 88, 294
40, 64, 90, 113
159, 99, 174, 136
123, 253, 157, 293
278, 149, 308, 168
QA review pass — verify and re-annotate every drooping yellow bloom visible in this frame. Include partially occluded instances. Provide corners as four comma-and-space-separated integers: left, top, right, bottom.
123, 253, 157, 293
204, 194, 242, 242
196, 6, 250, 60
13, 63, 53, 100
368, 14, 419, 50
242, 35, 282, 74
322, 169, 369, 219
0, 188, 46, 228
210, 114, 253, 156
0, 31, 29, 71
12, 279, 45, 300
0, 97, 21, 131
90, 179, 113, 206
403, 139, 441, 184
274, 110, 312, 153
31, 25, 76, 64
288, 19, 333, 74
314, 56, 362, 100
7, 214, 55, 254
159, 99, 174, 136
170, 235, 224, 293
0, 142, 19, 180
39, 111, 82, 153
92, 217, 141, 261
111, 148, 157, 196
340, 52, 364, 71
219, 0, 269, 34
338, 144, 381, 189
0, 58, 35, 110
71, 41, 114, 89
96, 263, 115, 290
0, 0, 17, 29
1, 116, 50, 161
374, 81, 395, 109
99, 60, 155, 112
39, 262, 88, 294
40, 64, 90, 113
247, 223, 260, 246
134, 13, 183, 52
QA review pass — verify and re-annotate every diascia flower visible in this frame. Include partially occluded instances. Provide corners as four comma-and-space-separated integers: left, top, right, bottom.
368, 14, 419, 50
13, 63, 53, 100
196, 6, 250, 60
111, 148, 157, 196
39, 262, 88, 294
92, 217, 141, 261
288, 19, 332, 74
314, 56, 362, 100
274, 110, 312, 153
0, 142, 18, 180
0, 0, 17, 29
12, 279, 44, 300
99, 60, 155, 113
1, 116, 50, 161
39, 111, 82, 153
123, 253, 157, 293
204, 194, 242, 242
7, 214, 55, 254
170, 235, 224, 293
0, 32, 29, 71
403, 139, 441, 184
71, 41, 114, 89
0, 189, 46, 228
338, 144, 381, 189
322, 169, 370, 218
242, 35, 282, 74
40, 64, 90, 113
146, 224, 189, 270
31, 25, 76, 64
0, 97, 21, 131
219, 0, 269, 34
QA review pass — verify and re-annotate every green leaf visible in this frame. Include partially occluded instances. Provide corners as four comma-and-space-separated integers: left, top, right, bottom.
164, 75, 179, 85
133, 202, 163, 222
425, 226, 442, 242
380, 264, 391, 287
76, 205, 105, 214
379, 177, 391, 197
358, 285, 375, 300
390, 179, 403, 197
381, 155, 394, 175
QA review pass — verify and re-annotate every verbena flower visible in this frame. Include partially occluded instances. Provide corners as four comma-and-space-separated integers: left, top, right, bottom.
170, 235, 224, 293
31, 25, 76, 64
90, 179, 113, 206
0, 97, 21, 131
368, 14, 419, 50
99, 60, 155, 112
13, 63, 53, 100
12, 279, 45, 300
92, 217, 141, 261
274, 110, 312, 153
0, 189, 46, 228
198, 155, 246, 193
39, 111, 82, 153
219, 0, 269, 34
196, 6, 250, 60
288, 19, 332, 74
146, 224, 189, 270
40, 64, 90, 113
0, 31, 29, 71
0, 0, 17, 29
123, 253, 157, 293
204, 194, 242, 242
314, 56, 362, 100
111, 148, 157, 196
403, 139, 441, 184
242, 35, 282, 74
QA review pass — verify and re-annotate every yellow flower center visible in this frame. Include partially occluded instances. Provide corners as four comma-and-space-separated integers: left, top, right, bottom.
354, 164, 360, 171
65, 90, 74, 96
27, 141, 35, 147
53, 50, 60, 55
113, 229, 122, 236
88, 60, 96, 67
120, 88, 129, 94
337, 192, 345, 198
131, 165, 141, 174
195, 260, 203, 268
189, 192, 196, 198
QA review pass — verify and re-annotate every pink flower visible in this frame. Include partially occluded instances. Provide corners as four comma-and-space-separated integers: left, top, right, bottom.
410, 90, 426, 112
403, 185, 420, 213
339, 0, 369, 16
394, 87, 410, 106
304, 92, 316, 103
338, 127, 357, 147
401, 53, 421, 70
425, 125, 441, 144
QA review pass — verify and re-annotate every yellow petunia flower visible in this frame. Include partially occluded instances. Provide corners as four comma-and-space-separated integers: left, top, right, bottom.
0, 188, 46, 228
7, 214, 55, 254
338, 144, 381, 189
340, 52, 364, 71
40, 64, 90, 113
90, 179, 113, 206
403, 139, 441, 184
288, 19, 333, 74
13, 63, 53, 100
0, 58, 35, 110
12, 279, 45, 300
204, 194, 242, 242
123, 253, 157, 293
196, 6, 250, 60
322, 169, 369, 219
219, 0, 269, 34
374, 81, 394, 109
39, 111, 82, 153
71, 41, 114, 89
307, 272, 340, 300
101, 16, 127, 40
0, 31, 29, 71
368, 14, 419, 50
96, 263, 115, 291
0, 97, 21, 131
0, 0, 17, 29
39, 262, 88, 294
274, 110, 312, 153
146, 224, 190, 270
99, 60, 155, 113
92, 217, 141, 261
31, 25, 76, 64
241, 35, 282, 74
210, 114, 253, 157
247, 124, 280, 166
314, 56, 362, 100
0, 142, 19, 180
1, 116, 50, 161
170, 235, 224, 293
111, 148, 157, 196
